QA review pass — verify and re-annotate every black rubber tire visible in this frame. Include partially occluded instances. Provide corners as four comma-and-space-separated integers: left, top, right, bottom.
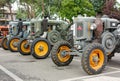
47, 30, 61, 45
8, 37, 20, 52
82, 43, 107, 75
101, 31, 116, 54
18, 39, 31, 55
1, 37, 8, 50
51, 41, 74, 66
31, 38, 51, 59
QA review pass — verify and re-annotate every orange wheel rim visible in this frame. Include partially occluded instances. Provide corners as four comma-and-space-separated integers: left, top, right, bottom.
10, 38, 19, 51
89, 49, 104, 71
57, 46, 71, 62
34, 41, 49, 56
21, 40, 30, 53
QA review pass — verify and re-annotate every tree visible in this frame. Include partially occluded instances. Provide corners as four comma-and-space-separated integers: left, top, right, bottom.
89, 0, 105, 13
0, 0, 15, 20
19, 0, 50, 19
6, 0, 16, 20
19, 0, 38, 19
59, 0, 95, 21
102, 0, 120, 20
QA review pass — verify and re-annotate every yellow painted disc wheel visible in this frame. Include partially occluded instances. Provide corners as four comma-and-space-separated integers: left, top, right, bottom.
9, 38, 19, 52
51, 41, 73, 66
20, 39, 30, 55
1, 37, 8, 50
34, 41, 48, 56
89, 49, 104, 71
82, 43, 107, 75
57, 46, 71, 63
31, 38, 51, 59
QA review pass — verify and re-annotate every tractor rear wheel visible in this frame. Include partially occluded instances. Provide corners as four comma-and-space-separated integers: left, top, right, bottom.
18, 39, 31, 55
51, 41, 74, 66
82, 43, 107, 75
47, 30, 61, 45
1, 37, 8, 50
108, 41, 120, 61
8, 37, 20, 52
31, 38, 51, 59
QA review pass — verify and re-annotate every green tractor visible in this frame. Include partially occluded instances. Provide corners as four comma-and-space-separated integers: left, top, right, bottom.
31, 19, 73, 59
51, 15, 120, 75
1, 21, 30, 52
17, 19, 43, 55
18, 17, 73, 59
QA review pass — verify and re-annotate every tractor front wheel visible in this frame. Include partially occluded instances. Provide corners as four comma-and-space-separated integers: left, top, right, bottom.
18, 39, 31, 55
8, 37, 20, 52
31, 38, 51, 59
1, 37, 8, 50
82, 43, 107, 75
51, 41, 74, 66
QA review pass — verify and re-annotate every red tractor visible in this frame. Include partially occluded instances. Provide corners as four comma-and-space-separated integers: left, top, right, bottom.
0, 19, 9, 46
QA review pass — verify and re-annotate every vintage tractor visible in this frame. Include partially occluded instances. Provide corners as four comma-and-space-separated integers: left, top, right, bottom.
51, 15, 120, 75
1, 21, 31, 52
18, 17, 73, 59
1, 21, 18, 50
0, 19, 9, 46
17, 19, 43, 55
31, 19, 73, 59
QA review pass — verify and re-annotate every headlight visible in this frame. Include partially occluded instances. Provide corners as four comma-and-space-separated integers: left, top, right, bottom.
74, 45, 82, 50
112, 23, 116, 27
90, 24, 97, 30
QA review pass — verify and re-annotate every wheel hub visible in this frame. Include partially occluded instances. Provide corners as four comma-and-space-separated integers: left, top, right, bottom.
92, 55, 99, 65
60, 50, 67, 57
105, 38, 113, 49
13, 42, 18, 47
39, 46, 44, 51
51, 35, 58, 43
24, 44, 29, 48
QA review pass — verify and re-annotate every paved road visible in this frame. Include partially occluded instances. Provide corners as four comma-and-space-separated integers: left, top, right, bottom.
0, 48, 120, 81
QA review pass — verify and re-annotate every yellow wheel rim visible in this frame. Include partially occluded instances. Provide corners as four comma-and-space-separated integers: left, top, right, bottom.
34, 41, 49, 56
57, 46, 71, 62
10, 38, 19, 51
3, 38, 8, 49
89, 49, 104, 71
21, 40, 30, 53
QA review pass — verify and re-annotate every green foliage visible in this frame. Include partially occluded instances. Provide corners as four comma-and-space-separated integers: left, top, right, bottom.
59, 0, 95, 21
0, 0, 15, 7
16, 0, 95, 21
0, 0, 6, 7
16, 9, 27, 19
1, 0, 109, 21
89, 0, 105, 13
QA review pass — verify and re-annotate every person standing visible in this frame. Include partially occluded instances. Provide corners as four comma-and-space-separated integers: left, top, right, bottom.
41, 16, 48, 32
41, 16, 48, 38
94, 13, 103, 42
18, 18, 23, 34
